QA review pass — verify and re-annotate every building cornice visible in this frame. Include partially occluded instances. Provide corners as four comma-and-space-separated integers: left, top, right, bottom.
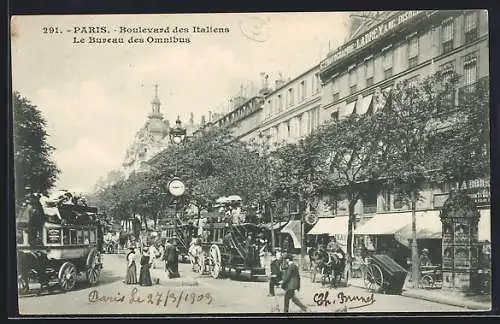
265, 64, 320, 97
320, 10, 466, 80
260, 95, 321, 129
321, 34, 488, 110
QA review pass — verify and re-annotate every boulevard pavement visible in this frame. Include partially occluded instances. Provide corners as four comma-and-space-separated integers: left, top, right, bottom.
17, 253, 472, 315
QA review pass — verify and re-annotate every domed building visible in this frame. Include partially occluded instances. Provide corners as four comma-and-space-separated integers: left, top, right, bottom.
122, 85, 171, 177
121, 85, 200, 177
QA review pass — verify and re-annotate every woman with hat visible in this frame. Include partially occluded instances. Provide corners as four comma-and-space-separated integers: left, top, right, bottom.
125, 246, 138, 284
139, 245, 153, 286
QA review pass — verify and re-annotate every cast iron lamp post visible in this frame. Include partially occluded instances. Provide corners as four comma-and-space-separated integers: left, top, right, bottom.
168, 116, 187, 237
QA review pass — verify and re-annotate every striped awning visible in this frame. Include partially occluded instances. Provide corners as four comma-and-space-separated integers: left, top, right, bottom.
307, 217, 349, 236
281, 220, 302, 249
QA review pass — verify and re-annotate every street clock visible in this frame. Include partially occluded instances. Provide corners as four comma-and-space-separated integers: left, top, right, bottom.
168, 178, 186, 197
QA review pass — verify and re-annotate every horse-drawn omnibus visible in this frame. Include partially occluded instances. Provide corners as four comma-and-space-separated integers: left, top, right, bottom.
193, 219, 268, 281
16, 191, 104, 294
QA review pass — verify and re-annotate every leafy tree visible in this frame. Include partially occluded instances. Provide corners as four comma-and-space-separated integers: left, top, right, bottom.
378, 72, 459, 287
313, 113, 387, 269
13, 91, 60, 209
428, 76, 490, 189
272, 135, 329, 260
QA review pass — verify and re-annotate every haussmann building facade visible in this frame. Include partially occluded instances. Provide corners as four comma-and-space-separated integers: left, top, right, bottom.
307, 10, 490, 280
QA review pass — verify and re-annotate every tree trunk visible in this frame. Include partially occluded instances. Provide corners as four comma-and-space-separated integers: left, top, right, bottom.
300, 201, 308, 270
410, 191, 419, 288
269, 201, 276, 253
347, 198, 356, 272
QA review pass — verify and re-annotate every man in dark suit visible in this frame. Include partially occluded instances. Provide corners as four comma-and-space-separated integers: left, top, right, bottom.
268, 250, 283, 296
280, 254, 308, 313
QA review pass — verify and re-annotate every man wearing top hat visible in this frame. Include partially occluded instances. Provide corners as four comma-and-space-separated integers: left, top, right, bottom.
279, 254, 308, 313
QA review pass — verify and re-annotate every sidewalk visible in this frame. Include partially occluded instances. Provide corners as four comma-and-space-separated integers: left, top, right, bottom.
348, 277, 491, 310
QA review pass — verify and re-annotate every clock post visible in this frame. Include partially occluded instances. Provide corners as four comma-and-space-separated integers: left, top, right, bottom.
168, 116, 187, 234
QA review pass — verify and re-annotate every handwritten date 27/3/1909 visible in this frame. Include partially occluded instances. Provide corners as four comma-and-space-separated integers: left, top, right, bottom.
313, 291, 375, 309
88, 288, 213, 308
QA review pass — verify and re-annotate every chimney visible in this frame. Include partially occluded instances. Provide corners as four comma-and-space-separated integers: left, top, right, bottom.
189, 112, 194, 125
208, 110, 213, 122
201, 115, 206, 126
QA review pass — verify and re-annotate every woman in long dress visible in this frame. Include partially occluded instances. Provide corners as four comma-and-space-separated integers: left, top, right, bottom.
125, 247, 137, 284
139, 247, 153, 286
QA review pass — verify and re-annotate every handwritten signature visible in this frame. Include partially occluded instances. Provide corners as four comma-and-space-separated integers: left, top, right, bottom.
313, 291, 375, 309
88, 288, 213, 308
239, 16, 270, 42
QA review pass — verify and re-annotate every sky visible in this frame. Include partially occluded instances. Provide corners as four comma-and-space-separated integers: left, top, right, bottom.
11, 12, 350, 193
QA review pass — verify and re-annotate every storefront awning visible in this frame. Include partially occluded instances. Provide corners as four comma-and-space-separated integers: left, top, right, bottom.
479, 209, 490, 241
340, 101, 356, 119
394, 210, 442, 246
307, 217, 349, 236
356, 209, 491, 245
354, 212, 411, 235
281, 220, 302, 249
356, 95, 373, 115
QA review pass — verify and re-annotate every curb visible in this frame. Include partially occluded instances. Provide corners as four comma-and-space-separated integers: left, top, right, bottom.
348, 281, 490, 311
401, 291, 491, 311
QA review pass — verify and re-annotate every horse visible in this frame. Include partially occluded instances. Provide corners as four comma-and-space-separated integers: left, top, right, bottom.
322, 251, 347, 287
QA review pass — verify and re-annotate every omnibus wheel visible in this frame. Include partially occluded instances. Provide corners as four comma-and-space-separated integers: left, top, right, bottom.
58, 262, 77, 292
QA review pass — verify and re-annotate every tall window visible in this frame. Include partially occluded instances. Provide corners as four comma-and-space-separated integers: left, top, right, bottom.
288, 87, 294, 106
464, 55, 478, 93
300, 80, 307, 101
464, 11, 478, 43
331, 77, 340, 102
266, 99, 272, 118
382, 50, 393, 79
440, 60, 456, 103
349, 67, 357, 95
408, 35, 419, 68
441, 19, 455, 54
298, 115, 303, 137
312, 73, 320, 93
440, 61, 455, 81
365, 58, 374, 87
277, 94, 283, 112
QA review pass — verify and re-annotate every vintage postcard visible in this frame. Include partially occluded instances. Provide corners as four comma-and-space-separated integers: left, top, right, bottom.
11, 11, 491, 315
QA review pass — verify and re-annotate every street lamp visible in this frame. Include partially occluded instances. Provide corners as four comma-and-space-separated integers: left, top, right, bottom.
168, 116, 187, 239
258, 132, 276, 253
169, 116, 187, 145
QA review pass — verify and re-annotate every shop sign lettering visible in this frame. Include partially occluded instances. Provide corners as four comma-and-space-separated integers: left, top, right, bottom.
320, 11, 423, 70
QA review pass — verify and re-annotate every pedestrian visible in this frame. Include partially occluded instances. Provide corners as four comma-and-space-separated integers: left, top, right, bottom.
139, 246, 153, 286
149, 243, 159, 269
268, 251, 283, 297
124, 246, 138, 284
279, 254, 308, 313
163, 239, 180, 278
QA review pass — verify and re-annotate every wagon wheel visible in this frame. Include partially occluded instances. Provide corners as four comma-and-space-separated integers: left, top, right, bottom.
86, 248, 102, 286
420, 275, 434, 289
18, 276, 29, 295
209, 245, 222, 279
363, 263, 383, 292
58, 261, 77, 291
